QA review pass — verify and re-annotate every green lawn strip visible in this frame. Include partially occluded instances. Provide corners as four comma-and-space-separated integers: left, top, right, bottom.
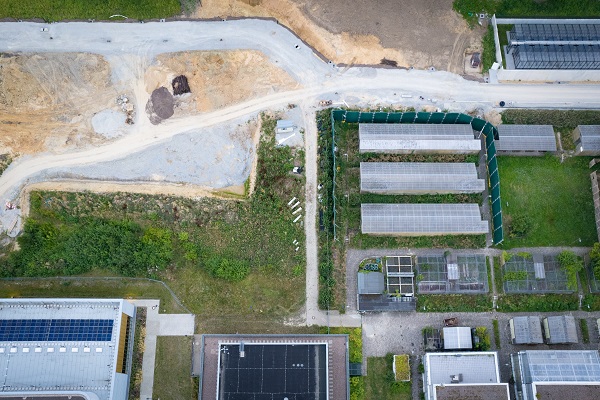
492, 319, 501, 349
493, 256, 503, 294
0, 0, 182, 21
0, 277, 184, 313
153, 336, 197, 400
454, 0, 600, 26
498, 155, 595, 248
581, 319, 590, 344
319, 327, 362, 363
353, 234, 486, 250
417, 294, 492, 312
497, 294, 579, 312
364, 355, 411, 400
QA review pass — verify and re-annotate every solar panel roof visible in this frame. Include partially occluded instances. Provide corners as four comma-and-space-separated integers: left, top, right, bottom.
360, 162, 484, 194
0, 319, 113, 342
495, 125, 557, 152
361, 203, 488, 235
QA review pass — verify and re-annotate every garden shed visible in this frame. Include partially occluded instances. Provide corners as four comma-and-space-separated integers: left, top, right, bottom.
543, 315, 578, 344
574, 125, 600, 156
443, 327, 473, 350
510, 316, 543, 345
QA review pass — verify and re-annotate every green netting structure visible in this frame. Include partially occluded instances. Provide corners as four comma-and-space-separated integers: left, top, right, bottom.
330, 109, 503, 244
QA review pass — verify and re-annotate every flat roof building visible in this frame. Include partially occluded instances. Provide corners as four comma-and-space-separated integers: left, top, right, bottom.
510, 316, 544, 345
360, 162, 484, 194
511, 350, 600, 400
358, 124, 481, 154
495, 125, 557, 152
423, 352, 509, 400
199, 334, 349, 400
543, 315, 578, 344
358, 272, 384, 295
0, 299, 135, 400
361, 203, 488, 236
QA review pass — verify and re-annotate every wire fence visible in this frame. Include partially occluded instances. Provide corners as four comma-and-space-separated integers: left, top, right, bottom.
330, 109, 503, 244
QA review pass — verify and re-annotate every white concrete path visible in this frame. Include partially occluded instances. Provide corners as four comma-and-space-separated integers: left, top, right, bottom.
131, 299, 195, 400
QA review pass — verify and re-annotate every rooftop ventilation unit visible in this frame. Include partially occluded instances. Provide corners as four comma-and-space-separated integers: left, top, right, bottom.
450, 374, 463, 384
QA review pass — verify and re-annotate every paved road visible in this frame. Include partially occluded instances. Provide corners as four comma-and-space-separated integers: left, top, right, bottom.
130, 299, 194, 400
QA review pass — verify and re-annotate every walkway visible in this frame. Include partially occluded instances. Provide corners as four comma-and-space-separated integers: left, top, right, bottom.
131, 299, 195, 400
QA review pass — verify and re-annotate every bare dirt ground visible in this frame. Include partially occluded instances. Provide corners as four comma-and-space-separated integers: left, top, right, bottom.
194, 0, 484, 72
145, 50, 299, 115
0, 53, 120, 155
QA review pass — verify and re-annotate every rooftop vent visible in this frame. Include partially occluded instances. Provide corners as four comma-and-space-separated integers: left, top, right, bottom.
450, 374, 463, 384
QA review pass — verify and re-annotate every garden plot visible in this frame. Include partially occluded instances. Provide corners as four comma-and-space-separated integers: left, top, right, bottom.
416, 254, 488, 294
502, 254, 571, 293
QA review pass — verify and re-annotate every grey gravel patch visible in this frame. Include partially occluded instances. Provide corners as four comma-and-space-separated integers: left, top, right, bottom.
91, 109, 128, 138
46, 120, 254, 188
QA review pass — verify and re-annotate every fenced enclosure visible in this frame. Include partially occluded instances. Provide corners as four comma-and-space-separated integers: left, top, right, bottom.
416, 254, 488, 294
503, 255, 572, 293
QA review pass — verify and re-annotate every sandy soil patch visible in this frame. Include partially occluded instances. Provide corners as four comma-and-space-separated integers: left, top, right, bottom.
144, 50, 299, 115
0, 53, 122, 155
194, 0, 484, 72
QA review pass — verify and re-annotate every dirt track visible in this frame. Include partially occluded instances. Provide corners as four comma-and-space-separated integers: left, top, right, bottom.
194, 0, 484, 72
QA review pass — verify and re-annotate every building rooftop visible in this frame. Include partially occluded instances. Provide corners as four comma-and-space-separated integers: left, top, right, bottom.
533, 383, 600, 400
361, 203, 488, 236
360, 162, 484, 194
358, 272, 384, 294
443, 327, 473, 350
0, 299, 133, 400
511, 316, 544, 344
578, 125, 600, 151
543, 315, 578, 344
426, 352, 500, 385
495, 125, 556, 152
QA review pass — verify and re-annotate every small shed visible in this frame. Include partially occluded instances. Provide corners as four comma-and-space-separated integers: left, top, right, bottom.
543, 315, 578, 344
276, 120, 295, 133
574, 125, 600, 156
495, 125, 557, 153
443, 327, 473, 350
510, 316, 543, 344
358, 272, 384, 295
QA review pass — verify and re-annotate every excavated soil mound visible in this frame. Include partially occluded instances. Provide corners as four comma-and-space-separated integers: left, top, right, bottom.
146, 87, 174, 125
172, 75, 191, 95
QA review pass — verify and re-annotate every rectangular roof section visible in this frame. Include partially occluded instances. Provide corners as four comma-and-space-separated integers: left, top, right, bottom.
495, 125, 557, 152
518, 350, 600, 382
360, 162, 484, 194
358, 123, 480, 154
543, 315, 578, 344
361, 203, 488, 236
443, 327, 473, 350
510, 316, 544, 344
577, 125, 600, 152
358, 272, 385, 294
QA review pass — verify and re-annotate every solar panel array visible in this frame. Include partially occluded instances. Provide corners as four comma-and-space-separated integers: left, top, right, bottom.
360, 162, 484, 194
495, 125, 557, 152
523, 350, 600, 382
508, 24, 600, 69
358, 123, 480, 153
0, 319, 114, 342
361, 203, 488, 235
577, 125, 600, 151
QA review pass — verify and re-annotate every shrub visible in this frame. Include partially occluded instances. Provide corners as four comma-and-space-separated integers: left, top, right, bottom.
204, 256, 250, 282
558, 250, 583, 291
508, 214, 532, 238
590, 243, 600, 280
473, 327, 491, 351
492, 319, 501, 349
504, 270, 528, 281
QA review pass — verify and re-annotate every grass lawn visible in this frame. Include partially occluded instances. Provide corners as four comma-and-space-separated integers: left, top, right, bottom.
364, 356, 411, 400
0, 0, 182, 21
153, 336, 197, 400
498, 155, 596, 248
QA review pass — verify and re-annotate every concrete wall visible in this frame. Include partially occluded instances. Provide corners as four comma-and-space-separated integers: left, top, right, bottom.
497, 69, 600, 83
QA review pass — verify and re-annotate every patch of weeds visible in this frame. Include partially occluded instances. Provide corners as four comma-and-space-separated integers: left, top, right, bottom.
492, 319, 501, 349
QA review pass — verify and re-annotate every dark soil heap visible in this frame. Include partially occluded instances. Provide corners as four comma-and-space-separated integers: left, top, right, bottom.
146, 86, 174, 125
172, 75, 191, 96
